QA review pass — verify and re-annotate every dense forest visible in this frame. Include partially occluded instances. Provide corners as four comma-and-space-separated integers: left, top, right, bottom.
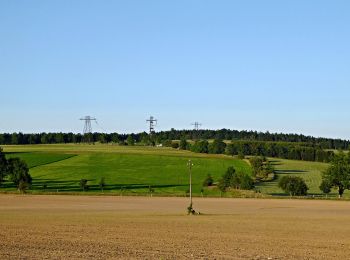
0, 129, 349, 150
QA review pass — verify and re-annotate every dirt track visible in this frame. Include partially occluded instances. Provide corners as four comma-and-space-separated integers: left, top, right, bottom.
1, 195, 350, 259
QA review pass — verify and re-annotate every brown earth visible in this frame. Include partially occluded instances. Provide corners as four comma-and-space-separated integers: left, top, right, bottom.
0, 195, 350, 259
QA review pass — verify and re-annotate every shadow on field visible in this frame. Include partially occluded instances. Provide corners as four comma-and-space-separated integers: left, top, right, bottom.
29, 178, 187, 192
275, 169, 307, 175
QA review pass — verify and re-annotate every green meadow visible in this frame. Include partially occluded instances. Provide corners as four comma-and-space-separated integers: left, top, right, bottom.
2, 144, 250, 196
2, 144, 344, 197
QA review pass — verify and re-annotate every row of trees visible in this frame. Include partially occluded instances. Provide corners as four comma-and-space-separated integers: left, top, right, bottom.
0, 148, 32, 192
176, 139, 335, 163
1, 129, 349, 150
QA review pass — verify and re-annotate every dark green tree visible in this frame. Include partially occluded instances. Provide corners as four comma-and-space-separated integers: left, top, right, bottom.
319, 179, 332, 196
179, 138, 189, 150
127, 135, 135, 146
321, 152, 350, 198
0, 147, 8, 185
7, 158, 32, 189
278, 176, 308, 196
208, 139, 226, 154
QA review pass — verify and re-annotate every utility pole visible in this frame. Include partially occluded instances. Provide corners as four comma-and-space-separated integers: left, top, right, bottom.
80, 116, 96, 143
187, 159, 194, 206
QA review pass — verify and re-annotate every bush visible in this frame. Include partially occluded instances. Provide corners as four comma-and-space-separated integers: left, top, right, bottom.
202, 174, 214, 187
278, 176, 308, 196
218, 166, 254, 191
179, 138, 189, 150
237, 152, 245, 159
319, 179, 332, 194
208, 139, 226, 154
162, 139, 172, 147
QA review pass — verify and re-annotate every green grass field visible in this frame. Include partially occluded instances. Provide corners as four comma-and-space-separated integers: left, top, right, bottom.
1, 144, 345, 197
2, 144, 250, 196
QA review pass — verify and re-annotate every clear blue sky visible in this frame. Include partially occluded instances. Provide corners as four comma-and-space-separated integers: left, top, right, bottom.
1, 1, 349, 139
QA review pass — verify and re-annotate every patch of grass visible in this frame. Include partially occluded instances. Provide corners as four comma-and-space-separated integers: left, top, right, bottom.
5, 152, 75, 168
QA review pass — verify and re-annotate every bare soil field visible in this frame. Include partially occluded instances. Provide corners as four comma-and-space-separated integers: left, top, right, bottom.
0, 195, 350, 259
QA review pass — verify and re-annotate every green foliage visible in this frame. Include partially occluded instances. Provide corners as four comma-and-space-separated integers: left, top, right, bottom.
190, 140, 209, 153
218, 166, 254, 192
7, 158, 32, 188
321, 152, 350, 197
127, 135, 135, 146
162, 140, 172, 147
237, 152, 245, 159
0, 147, 7, 185
319, 179, 332, 194
171, 142, 179, 149
225, 141, 335, 163
278, 176, 308, 196
249, 156, 275, 180
208, 139, 226, 154
179, 138, 188, 150
18, 180, 29, 193
202, 174, 214, 187
79, 179, 89, 191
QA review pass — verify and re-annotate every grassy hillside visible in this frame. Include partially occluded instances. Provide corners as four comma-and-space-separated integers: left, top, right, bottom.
2, 144, 251, 196
2, 144, 345, 197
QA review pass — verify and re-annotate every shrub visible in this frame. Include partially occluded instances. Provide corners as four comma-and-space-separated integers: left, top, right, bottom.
179, 138, 189, 150
218, 166, 254, 191
319, 179, 332, 195
202, 174, 214, 187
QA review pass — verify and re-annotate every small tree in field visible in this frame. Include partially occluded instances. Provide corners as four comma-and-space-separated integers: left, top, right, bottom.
7, 158, 32, 189
278, 176, 308, 196
79, 179, 89, 191
321, 152, 350, 198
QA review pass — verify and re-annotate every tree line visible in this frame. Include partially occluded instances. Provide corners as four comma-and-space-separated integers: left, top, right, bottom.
0, 129, 349, 150
174, 139, 335, 163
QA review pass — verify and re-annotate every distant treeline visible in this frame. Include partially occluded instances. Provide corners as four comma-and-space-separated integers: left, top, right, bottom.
0, 129, 349, 150
179, 139, 335, 163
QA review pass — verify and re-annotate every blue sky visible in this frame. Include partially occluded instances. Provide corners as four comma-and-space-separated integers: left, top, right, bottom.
1, 1, 350, 139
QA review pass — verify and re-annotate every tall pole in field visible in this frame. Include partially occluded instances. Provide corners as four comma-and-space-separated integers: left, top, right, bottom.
187, 159, 193, 205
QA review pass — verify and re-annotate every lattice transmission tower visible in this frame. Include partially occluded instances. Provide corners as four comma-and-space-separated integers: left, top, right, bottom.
146, 116, 157, 134
191, 122, 202, 131
80, 116, 96, 143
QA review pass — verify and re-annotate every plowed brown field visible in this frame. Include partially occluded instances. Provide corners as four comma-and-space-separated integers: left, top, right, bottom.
0, 195, 349, 259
